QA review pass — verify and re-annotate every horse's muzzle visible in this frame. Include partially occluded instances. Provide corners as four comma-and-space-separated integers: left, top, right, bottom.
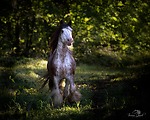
67, 38, 73, 46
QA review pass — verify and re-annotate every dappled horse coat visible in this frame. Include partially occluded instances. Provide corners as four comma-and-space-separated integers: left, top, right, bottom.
45, 20, 81, 107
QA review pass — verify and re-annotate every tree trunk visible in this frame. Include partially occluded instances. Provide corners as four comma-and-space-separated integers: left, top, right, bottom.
14, 16, 20, 55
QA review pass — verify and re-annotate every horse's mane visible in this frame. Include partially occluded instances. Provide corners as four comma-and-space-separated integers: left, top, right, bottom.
49, 21, 71, 53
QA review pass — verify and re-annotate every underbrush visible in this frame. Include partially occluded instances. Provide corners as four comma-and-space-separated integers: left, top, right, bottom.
77, 49, 150, 68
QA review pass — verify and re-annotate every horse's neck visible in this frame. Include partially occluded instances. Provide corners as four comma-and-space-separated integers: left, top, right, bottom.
56, 41, 69, 57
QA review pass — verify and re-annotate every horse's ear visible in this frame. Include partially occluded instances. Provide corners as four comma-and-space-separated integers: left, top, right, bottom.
68, 20, 72, 26
60, 20, 64, 25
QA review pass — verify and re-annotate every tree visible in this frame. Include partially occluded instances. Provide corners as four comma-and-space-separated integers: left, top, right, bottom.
0, 0, 149, 61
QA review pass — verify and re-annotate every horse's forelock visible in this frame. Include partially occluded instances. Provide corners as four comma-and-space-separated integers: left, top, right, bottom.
62, 24, 71, 29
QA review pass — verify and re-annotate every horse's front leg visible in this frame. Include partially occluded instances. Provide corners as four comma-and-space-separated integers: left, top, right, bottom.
50, 76, 63, 108
67, 75, 81, 103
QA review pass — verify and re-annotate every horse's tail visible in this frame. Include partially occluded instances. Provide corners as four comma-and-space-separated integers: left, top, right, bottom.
39, 73, 49, 90
39, 73, 53, 91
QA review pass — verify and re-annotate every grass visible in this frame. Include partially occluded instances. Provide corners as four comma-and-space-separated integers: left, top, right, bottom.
0, 56, 149, 120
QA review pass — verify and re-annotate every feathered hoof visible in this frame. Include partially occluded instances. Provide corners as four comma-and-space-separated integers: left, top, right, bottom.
67, 90, 82, 103
51, 90, 63, 108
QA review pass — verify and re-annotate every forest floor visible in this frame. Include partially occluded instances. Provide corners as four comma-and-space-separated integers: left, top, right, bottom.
0, 57, 149, 120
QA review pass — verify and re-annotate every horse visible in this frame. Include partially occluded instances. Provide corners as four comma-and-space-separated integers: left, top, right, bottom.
41, 20, 81, 107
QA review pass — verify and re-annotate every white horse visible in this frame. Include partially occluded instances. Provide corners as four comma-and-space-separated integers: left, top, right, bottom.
42, 20, 81, 107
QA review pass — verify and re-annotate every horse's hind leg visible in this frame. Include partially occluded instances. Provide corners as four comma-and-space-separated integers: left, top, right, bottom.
50, 76, 63, 108
64, 80, 70, 98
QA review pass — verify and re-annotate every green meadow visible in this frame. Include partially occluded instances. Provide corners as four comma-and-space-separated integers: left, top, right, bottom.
0, 56, 149, 120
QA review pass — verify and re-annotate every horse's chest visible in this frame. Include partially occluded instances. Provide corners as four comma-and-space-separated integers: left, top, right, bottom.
54, 54, 74, 76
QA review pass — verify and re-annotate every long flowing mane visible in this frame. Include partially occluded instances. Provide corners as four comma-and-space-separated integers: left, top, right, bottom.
49, 21, 71, 52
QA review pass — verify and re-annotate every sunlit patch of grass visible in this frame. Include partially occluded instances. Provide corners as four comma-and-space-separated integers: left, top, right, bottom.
27, 104, 92, 120
14, 58, 47, 76
24, 88, 38, 95
13, 58, 47, 87
76, 63, 125, 83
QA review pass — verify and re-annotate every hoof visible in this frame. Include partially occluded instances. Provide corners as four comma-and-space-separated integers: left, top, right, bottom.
67, 91, 82, 103
50, 89, 63, 108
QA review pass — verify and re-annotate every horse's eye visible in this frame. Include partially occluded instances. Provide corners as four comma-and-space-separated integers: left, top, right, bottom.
61, 30, 64, 33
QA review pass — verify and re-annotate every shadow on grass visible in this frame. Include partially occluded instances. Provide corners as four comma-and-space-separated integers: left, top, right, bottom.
88, 63, 149, 120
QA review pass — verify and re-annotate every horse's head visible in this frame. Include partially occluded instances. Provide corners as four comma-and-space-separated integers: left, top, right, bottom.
59, 20, 73, 46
